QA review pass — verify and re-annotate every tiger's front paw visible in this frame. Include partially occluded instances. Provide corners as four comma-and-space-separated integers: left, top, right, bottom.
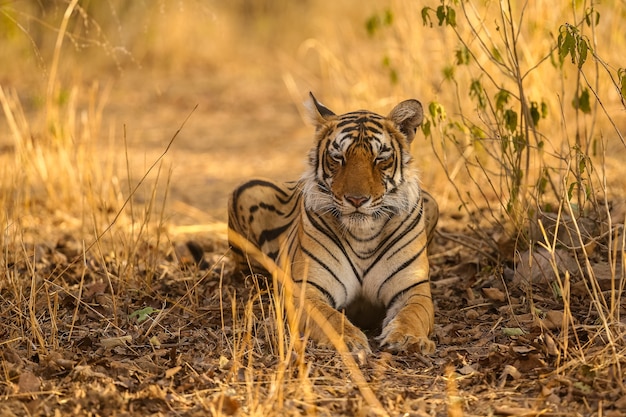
378, 331, 435, 354
377, 321, 435, 354
342, 326, 372, 355
312, 323, 372, 355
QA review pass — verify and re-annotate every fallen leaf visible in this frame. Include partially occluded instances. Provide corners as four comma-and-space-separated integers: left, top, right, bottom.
542, 310, 565, 330
483, 287, 505, 302
615, 395, 626, 409
511, 345, 534, 354
543, 334, 560, 356
514, 248, 578, 285
499, 364, 522, 388
219, 355, 230, 370
213, 393, 240, 415
493, 405, 539, 416
129, 306, 160, 323
573, 381, 592, 394
101, 335, 132, 349
73, 365, 109, 380
18, 371, 41, 393
457, 364, 478, 375
165, 366, 182, 378
502, 327, 525, 337
149, 335, 161, 347
465, 309, 479, 320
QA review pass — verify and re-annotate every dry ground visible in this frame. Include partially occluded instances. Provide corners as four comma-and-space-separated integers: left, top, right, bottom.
1, 1, 626, 416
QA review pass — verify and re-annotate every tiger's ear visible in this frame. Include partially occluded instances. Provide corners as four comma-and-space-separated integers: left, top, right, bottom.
387, 99, 424, 144
306, 92, 336, 125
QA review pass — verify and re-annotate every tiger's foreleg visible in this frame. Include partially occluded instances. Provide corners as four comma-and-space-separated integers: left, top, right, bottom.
294, 285, 372, 354
376, 261, 435, 354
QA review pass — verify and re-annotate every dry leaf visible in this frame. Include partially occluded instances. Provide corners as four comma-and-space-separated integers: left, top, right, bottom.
165, 366, 182, 379
219, 355, 230, 370
18, 371, 41, 393
543, 334, 559, 356
465, 309, 479, 320
615, 395, 626, 409
514, 248, 578, 285
212, 393, 240, 415
101, 335, 132, 349
542, 310, 565, 330
493, 405, 538, 416
457, 364, 478, 375
499, 364, 522, 388
511, 346, 534, 354
482, 287, 505, 302
149, 335, 161, 347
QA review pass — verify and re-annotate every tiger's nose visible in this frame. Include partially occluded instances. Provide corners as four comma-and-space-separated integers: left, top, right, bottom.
345, 195, 370, 208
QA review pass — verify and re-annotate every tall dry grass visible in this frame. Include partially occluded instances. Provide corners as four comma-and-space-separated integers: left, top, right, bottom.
1, 0, 625, 415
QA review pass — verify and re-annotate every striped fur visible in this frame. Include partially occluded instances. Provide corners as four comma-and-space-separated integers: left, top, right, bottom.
228, 94, 438, 353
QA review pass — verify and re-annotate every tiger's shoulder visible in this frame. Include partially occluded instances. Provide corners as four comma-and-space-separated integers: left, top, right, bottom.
227, 179, 301, 267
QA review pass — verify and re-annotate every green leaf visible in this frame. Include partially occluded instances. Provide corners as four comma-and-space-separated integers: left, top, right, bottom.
577, 39, 588, 68
366, 9, 394, 36
512, 134, 526, 152
470, 126, 486, 140
541, 101, 549, 118
584, 8, 600, 27
469, 78, 486, 109
501, 134, 509, 152
495, 89, 510, 112
530, 102, 540, 126
389, 68, 398, 84
443, 65, 455, 81
503, 109, 518, 132
530, 101, 548, 126
446, 7, 456, 27
502, 327, 525, 337
384, 9, 393, 25
572, 88, 591, 114
365, 15, 379, 36
573, 381, 593, 394
129, 306, 159, 323
421, 119, 432, 137
455, 46, 470, 65
434, 5, 457, 27
436, 5, 446, 25
428, 101, 446, 122
557, 27, 574, 64
492, 47, 504, 64
421, 7, 432, 27
558, 24, 591, 68
567, 182, 576, 201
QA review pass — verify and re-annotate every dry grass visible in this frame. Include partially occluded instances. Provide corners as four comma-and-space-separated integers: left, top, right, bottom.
1, 0, 625, 416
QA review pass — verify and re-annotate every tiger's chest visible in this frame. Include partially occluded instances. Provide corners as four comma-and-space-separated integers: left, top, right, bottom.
288, 203, 426, 307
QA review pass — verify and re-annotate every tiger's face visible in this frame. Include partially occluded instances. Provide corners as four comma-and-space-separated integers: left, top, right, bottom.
302, 94, 424, 231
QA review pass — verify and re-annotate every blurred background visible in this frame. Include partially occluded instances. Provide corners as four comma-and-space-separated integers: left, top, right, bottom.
1, 0, 625, 231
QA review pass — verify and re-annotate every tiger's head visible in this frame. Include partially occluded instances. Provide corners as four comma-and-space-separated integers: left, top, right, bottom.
302, 93, 424, 232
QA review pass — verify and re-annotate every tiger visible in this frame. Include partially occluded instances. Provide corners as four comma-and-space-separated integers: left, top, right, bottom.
227, 93, 438, 354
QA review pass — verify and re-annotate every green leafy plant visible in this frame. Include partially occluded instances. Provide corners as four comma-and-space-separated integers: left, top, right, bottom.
417, 0, 625, 251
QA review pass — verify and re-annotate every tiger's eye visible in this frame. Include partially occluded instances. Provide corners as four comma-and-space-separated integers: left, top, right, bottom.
375, 153, 392, 164
328, 152, 344, 165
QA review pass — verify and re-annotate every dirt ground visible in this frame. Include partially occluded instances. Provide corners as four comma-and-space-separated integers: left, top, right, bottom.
2, 2, 626, 416
3, 69, 626, 416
